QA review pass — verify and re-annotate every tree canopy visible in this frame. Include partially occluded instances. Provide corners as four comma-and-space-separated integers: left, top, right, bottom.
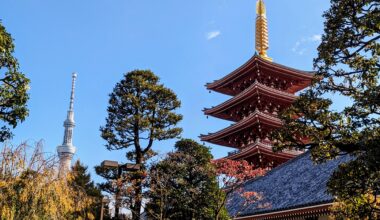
71, 160, 104, 220
272, 0, 380, 218
99, 70, 182, 219
100, 70, 182, 161
145, 139, 228, 220
0, 21, 30, 142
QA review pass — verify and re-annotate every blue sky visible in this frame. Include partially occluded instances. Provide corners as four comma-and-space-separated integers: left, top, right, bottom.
1, 0, 331, 182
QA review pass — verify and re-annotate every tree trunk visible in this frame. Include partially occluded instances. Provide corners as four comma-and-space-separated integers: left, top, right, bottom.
132, 155, 143, 220
115, 190, 120, 219
132, 185, 142, 220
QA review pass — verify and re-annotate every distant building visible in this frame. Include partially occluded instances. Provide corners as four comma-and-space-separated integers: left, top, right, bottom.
57, 73, 77, 175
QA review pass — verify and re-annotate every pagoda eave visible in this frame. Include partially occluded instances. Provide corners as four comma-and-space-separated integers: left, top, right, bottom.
226, 142, 301, 161
206, 55, 314, 96
200, 111, 282, 148
204, 81, 297, 121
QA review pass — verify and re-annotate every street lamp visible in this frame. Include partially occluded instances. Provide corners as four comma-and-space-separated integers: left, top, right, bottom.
101, 160, 141, 218
100, 195, 110, 220
101, 160, 140, 173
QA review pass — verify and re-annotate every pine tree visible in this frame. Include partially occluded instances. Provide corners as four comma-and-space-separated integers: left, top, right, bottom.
272, 0, 380, 218
145, 139, 228, 220
100, 70, 182, 220
71, 160, 103, 219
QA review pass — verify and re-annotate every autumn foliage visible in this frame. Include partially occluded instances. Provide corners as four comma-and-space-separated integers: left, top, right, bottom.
213, 159, 265, 218
0, 142, 96, 220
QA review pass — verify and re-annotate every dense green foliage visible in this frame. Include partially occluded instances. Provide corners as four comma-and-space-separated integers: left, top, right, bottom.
272, 0, 380, 218
71, 160, 104, 219
0, 22, 30, 142
100, 70, 182, 219
145, 139, 228, 220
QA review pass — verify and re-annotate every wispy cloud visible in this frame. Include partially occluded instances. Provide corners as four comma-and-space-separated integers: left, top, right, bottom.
292, 41, 307, 55
206, 31, 221, 40
309, 34, 322, 42
292, 34, 322, 55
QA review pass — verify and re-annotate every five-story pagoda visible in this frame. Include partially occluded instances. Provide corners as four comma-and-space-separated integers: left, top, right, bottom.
201, 0, 314, 169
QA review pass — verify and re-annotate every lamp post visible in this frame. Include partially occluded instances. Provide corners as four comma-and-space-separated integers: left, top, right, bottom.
100, 160, 140, 219
100, 196, 110, 220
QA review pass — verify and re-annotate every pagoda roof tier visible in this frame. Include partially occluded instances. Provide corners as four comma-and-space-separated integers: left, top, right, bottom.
200, 111, 282, 148
226, 142, 301, 161
204, 81, 297, 122
206, 55, 314, 96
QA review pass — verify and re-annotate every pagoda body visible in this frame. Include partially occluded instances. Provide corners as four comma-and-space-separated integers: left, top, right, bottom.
201, 0, 314, 169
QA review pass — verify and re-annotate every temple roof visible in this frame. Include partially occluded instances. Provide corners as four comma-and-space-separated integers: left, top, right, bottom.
200, 110, 282, 148
206, 55, 314, 96
204, 81, 296, 121
227, 151, 353, 218
226, 142, 300, 161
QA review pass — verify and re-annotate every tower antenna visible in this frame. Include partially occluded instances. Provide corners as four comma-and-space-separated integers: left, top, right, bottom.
57, 72, 78, 176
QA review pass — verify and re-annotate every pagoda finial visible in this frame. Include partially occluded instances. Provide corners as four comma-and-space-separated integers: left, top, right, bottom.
255, 0, 272, 61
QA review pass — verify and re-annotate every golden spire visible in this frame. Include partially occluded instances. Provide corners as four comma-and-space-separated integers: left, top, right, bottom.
255, 0, 272, 61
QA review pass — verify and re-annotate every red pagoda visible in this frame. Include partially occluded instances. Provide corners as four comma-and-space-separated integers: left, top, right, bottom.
200, 0, 314, 169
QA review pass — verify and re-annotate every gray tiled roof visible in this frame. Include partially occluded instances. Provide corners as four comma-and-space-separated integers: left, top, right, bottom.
227, 151, 352, 217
